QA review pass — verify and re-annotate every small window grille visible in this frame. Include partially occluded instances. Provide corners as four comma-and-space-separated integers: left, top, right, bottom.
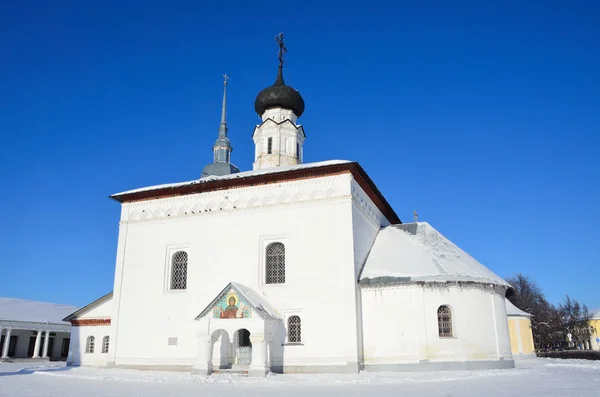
265, 242, 285, 284
288, 315, 302, 343
171, 251, 188, 290
102, 336, 109, 353
267, 137, 273, 154
438, 305, 453, 338
85, 336, 95, 354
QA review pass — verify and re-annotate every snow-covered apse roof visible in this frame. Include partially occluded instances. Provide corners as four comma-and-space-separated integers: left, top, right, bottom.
360, 222, 510, 288
591, 308, 600, 320
505, 298, 532, 317
0, 297, 79, 325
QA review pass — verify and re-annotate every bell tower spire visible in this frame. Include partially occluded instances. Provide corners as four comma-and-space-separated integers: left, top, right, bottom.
219, 74, 228, 136
200, 74, 240, 178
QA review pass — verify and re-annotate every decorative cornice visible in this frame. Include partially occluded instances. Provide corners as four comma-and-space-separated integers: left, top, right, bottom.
71, 318, 111, 327
350, 179, 388, 228
123, 174, 358, 225
111, 162, 401, 225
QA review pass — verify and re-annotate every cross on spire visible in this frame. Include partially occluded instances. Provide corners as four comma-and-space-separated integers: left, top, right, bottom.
276, 32, 286, 67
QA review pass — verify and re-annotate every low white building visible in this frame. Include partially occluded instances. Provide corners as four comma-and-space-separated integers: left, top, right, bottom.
63, 293, 113, 367
0, 297, 78, 361
64, 36, 515, 375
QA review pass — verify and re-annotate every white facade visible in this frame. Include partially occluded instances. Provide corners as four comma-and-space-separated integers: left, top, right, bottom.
108, 172, 379, 373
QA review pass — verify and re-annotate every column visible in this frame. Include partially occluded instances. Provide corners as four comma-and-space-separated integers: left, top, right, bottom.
1, 328, 10, 359
248, 333, 268, 377
192, 333, 214, 376
32, 330, 42, 358
42, 330, 50, 358
230, 336, 236, 366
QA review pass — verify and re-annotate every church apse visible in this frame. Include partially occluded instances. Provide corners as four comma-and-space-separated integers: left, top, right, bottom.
212, 290, 252, 319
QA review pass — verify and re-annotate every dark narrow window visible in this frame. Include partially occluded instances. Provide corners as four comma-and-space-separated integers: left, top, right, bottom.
265, 242, 285, 284
102, 336, 109, 353
288, 316, 302, 343
85, 336, 95, 354
437, 306, 453, 338
296, 143, 300, 159
267, 137, 272, 154
171, 251, 188, 290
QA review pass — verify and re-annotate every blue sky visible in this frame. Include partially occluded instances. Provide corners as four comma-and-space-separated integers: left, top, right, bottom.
1, 1, 598, 309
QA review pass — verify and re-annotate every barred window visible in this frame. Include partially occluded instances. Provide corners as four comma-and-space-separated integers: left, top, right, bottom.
171, 251, 188, 290
85, 336, 95, 354
438, 305, 453, 338
265, 242, 285, 284
267, 137, 273, 154
102, 336, 109, 353
288, 315, 302, 343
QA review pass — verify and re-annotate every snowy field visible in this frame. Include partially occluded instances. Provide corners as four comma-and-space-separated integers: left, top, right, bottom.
1, 359, 599, 397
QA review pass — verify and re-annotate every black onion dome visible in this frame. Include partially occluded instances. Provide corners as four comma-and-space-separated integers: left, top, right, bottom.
254, 67, 305, 117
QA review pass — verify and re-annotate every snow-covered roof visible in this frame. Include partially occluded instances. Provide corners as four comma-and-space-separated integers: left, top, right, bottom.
0, 297, 79, 325
360, 222, 510, 288
195, 282, 280, 320
112, 160, 352, 197
505, 298, 532, 317
591, 308, 600, 320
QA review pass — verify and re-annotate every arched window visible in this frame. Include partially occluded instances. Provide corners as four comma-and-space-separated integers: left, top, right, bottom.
288, 315, 302, 343
102, 336, 110, 353
437, 305, 453, 338
265, 242, 285, 284
171, 251, 188, 290
85, 336, 95, 354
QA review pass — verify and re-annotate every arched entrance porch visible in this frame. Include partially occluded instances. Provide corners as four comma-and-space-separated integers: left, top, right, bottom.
209, 328, 254, 369
194, 327, 268, 377
192, 282, 281, 376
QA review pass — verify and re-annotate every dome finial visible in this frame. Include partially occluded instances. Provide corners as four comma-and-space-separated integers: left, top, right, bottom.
254, 33, 305, 117
275, 32, 286, 85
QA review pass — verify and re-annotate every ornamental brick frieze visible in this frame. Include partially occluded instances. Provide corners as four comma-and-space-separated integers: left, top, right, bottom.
71, 318, 111, 327
123, 174, 357, 224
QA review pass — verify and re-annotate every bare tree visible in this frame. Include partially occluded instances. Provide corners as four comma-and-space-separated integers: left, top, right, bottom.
506, 274, 561, 349
558, 295, 593, 349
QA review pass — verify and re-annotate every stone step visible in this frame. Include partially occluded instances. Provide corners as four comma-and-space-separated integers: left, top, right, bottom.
212, 369, 248, 376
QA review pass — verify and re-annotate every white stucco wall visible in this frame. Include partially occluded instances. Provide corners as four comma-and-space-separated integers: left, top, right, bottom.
68, 325, 111, 366
361, 283, 513, 369
79, 300, 113, 319
108, 173, 389, 372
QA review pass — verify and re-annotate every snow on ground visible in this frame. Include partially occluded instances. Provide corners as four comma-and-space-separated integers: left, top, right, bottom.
1, 359, 599, 397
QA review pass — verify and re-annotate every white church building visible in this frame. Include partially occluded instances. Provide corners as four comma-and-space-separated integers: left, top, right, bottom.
64, 35, 514, 375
